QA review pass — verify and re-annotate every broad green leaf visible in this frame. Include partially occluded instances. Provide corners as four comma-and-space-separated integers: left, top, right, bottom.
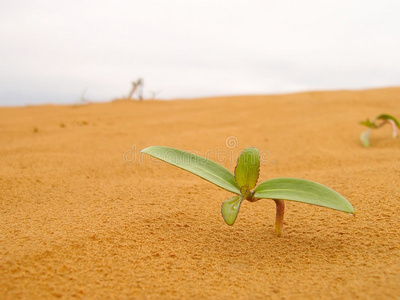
375, 114, 400, 128
140, 146, 240, 194
253, 178, 354, 214
360, 129, 371, 147
234, 147, 260, 193
221, 195, 244, 225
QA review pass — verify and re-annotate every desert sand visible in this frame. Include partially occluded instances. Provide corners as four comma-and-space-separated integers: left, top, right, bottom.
1, 88, 400, 299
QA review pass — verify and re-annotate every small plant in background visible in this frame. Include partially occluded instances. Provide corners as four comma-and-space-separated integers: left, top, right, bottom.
141, 146, 354, 237
360, 114, 400, 147
127, 78, 144, 100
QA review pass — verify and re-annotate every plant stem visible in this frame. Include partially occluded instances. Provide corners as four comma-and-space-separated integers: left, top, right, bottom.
273, 199, 285, 237
388, 119, 398, 138
376, 120, 398, 138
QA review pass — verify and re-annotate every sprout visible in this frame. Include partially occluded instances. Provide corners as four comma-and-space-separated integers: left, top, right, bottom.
141, 146, 354, 237
360, 114, 400, 147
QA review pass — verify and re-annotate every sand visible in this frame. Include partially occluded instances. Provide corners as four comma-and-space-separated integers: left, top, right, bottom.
1, 88, 400, 299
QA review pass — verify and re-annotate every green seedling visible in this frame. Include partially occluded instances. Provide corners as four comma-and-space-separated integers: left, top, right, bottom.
360, 114, 400, 147
140, 146, 354, 237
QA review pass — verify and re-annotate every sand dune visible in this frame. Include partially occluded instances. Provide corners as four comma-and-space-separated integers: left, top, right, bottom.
1, 88, 400, 299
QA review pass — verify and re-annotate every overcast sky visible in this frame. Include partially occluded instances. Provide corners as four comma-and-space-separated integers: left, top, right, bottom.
1, 0, 399, 106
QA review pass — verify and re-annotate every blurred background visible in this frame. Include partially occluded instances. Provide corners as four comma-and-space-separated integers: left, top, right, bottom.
1, 0, 399, 106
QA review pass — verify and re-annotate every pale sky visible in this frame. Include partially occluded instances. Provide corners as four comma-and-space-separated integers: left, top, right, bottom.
1, 0, 399, 106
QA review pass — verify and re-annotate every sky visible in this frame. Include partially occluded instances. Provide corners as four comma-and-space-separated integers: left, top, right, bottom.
1, 0, 399, 106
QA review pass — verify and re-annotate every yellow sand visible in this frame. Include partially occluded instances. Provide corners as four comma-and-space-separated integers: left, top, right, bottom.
1, 88, 399, 299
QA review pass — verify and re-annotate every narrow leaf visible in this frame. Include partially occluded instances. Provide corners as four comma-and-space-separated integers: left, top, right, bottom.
253, 178, 355, 214
360, 129, 371, 147
221, 195, 244, 225
375, 114, 400, 128
140, 146, 240, 194
234, 147, 260, 193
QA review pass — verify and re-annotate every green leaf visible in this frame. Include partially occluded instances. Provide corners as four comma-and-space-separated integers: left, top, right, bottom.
375, 114, 400, 128
360, 119, 376, 129
234, 147, 260, 194
253, 178, 354, 214
360, 129, 371, 147
140, 146, 240, 194
221, 195, 244, 225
